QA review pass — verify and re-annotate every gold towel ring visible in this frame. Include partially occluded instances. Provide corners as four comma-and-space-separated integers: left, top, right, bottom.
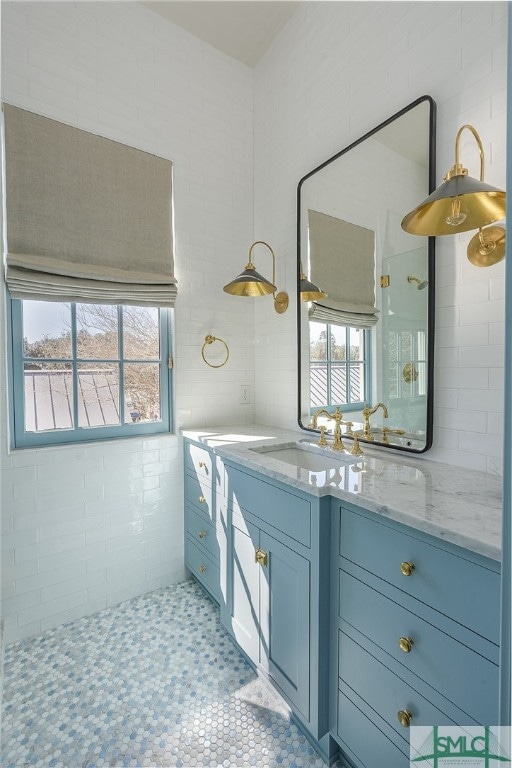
201, 335, 229, 368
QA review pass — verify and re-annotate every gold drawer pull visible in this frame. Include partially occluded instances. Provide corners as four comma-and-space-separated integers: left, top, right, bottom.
399, 636, 414, 653
397, 709, 412, 728
400, 561, 415, 576
199, 564, 207, 574
198, 461, 206, 468
198, 530, 207, 540
255, 548, 268, 567
198, 495, 206, 504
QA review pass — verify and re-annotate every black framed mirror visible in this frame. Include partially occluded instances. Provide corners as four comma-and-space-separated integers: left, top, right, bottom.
297, 96, 436, 453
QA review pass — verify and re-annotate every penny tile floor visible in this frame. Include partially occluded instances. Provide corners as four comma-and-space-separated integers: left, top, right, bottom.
2, 580, 336, 767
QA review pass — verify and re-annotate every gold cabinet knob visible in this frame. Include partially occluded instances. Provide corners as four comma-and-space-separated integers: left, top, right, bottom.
400, 561, 415, 576
198, 461, 205, 468
255, 548, 268, 567
199, 564, 207, 574
198, 530, 207, 539
198, 495, 206, 504
399, 636, 414, 653
397, 709, 412, 728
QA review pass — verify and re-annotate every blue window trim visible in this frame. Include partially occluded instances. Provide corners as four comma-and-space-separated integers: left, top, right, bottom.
309, 324, 371, 415
9, 297, 172, 449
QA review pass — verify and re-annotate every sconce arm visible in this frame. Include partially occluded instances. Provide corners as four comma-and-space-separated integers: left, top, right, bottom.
453, 124, 485, 181
248, 240, 277, 294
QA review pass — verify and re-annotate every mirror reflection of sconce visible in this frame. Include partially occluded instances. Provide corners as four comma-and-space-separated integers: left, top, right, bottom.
401, 124, 506, 267
407, 275, 428, 290
223, 240, 289, 314
299, 261, 327, 302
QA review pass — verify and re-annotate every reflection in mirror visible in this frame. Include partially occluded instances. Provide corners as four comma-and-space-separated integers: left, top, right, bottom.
298, 96, 436, 453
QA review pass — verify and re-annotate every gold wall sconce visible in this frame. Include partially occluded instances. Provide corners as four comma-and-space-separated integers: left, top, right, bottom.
401, 124, 506, 267
223, 240, 289, 314
299, 261, 327, 302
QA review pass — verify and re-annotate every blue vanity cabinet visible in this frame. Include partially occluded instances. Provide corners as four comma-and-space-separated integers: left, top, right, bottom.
184, 439, 227, 605
331, 502, 501, 768
222, 461, 332, 748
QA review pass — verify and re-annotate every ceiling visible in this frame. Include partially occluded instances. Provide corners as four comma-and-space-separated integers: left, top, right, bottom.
142, 1, 299, 66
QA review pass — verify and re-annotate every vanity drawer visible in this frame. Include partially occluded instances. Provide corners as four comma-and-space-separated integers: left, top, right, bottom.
185, 506, 220, 563
185, 442, 212, 479
338, 505, 500, 643
185, 472, 217, 523
337, 683, 408, 768
186, 538, 220, 602
227, 465, 311, 548
338, 628, 460, 750
338, 569, 498, 724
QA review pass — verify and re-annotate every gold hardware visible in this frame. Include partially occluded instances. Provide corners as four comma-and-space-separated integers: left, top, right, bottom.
255, 548, 268, 567
399, 636, 414, 653
308, 407, 346, 451
380, 275, 390, 288
349, 435, 363, 456
318, 425, 328, 447
467, 225, 506, 267
397, 709, 412, 728
401, 124, 506, 266
223, 240, 289, 314
407, 276, 428, 291
344, 421, 354, 437
402, 363, 419, 384
198, 461, 205, 468
201, 334, 230, 368
167, 356, 173, 369
400, 561, 415, 577
382, 426, 406, 445
198, 531, 207, 539
198, 495, 206, 504
199, 564, 207, 574
361, 402, 388, 442
299, 261, 327, 302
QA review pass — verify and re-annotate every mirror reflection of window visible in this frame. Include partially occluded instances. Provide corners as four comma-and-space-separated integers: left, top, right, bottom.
309, 321, 369, 412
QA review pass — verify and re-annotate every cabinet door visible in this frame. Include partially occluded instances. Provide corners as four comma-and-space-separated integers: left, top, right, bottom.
259, 530, 310, 720
230, 519, 260, 664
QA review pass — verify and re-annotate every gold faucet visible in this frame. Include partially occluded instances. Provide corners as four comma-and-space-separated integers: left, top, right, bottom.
308, 406, 346, 451
382, 426, 405, 445
361, 402, 388, 441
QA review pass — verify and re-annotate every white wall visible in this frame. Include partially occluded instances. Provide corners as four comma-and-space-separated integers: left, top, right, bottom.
253, 1, 508, 475
0, 1, 255, 643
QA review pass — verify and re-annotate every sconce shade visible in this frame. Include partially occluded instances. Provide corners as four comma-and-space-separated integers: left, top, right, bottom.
223, 264, 276, 297
299, 265, 327, 302
223, 240, 289, 312
401, 174, 506, 237
401, 124, 506, 268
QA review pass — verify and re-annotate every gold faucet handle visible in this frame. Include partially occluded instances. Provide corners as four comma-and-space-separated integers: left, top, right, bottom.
349, 435, 363, 456
344, 421, 354, 436
318, 425, 328, 447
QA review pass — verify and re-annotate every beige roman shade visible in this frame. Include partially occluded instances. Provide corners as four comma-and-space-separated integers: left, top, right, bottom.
3, 104, 177, 307
308, 209, 378, 329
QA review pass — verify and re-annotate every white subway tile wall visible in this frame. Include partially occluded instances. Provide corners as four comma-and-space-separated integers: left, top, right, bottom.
252, 1, 507, 476
0, 0, 255, 643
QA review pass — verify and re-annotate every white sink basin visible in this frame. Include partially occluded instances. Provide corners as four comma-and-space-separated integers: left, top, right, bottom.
250, 442, 355, 471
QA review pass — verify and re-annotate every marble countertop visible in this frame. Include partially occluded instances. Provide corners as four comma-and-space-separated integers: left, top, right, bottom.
182, 425, 503, 562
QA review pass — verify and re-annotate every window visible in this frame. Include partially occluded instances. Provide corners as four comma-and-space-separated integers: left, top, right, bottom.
309, 321, 369, 413
10, 300, 172, 448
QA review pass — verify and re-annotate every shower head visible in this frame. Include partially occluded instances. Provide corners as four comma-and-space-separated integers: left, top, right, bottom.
407, 275, 428, 290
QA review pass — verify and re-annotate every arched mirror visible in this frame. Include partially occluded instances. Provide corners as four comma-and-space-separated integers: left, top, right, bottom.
297, 96, 436, 453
